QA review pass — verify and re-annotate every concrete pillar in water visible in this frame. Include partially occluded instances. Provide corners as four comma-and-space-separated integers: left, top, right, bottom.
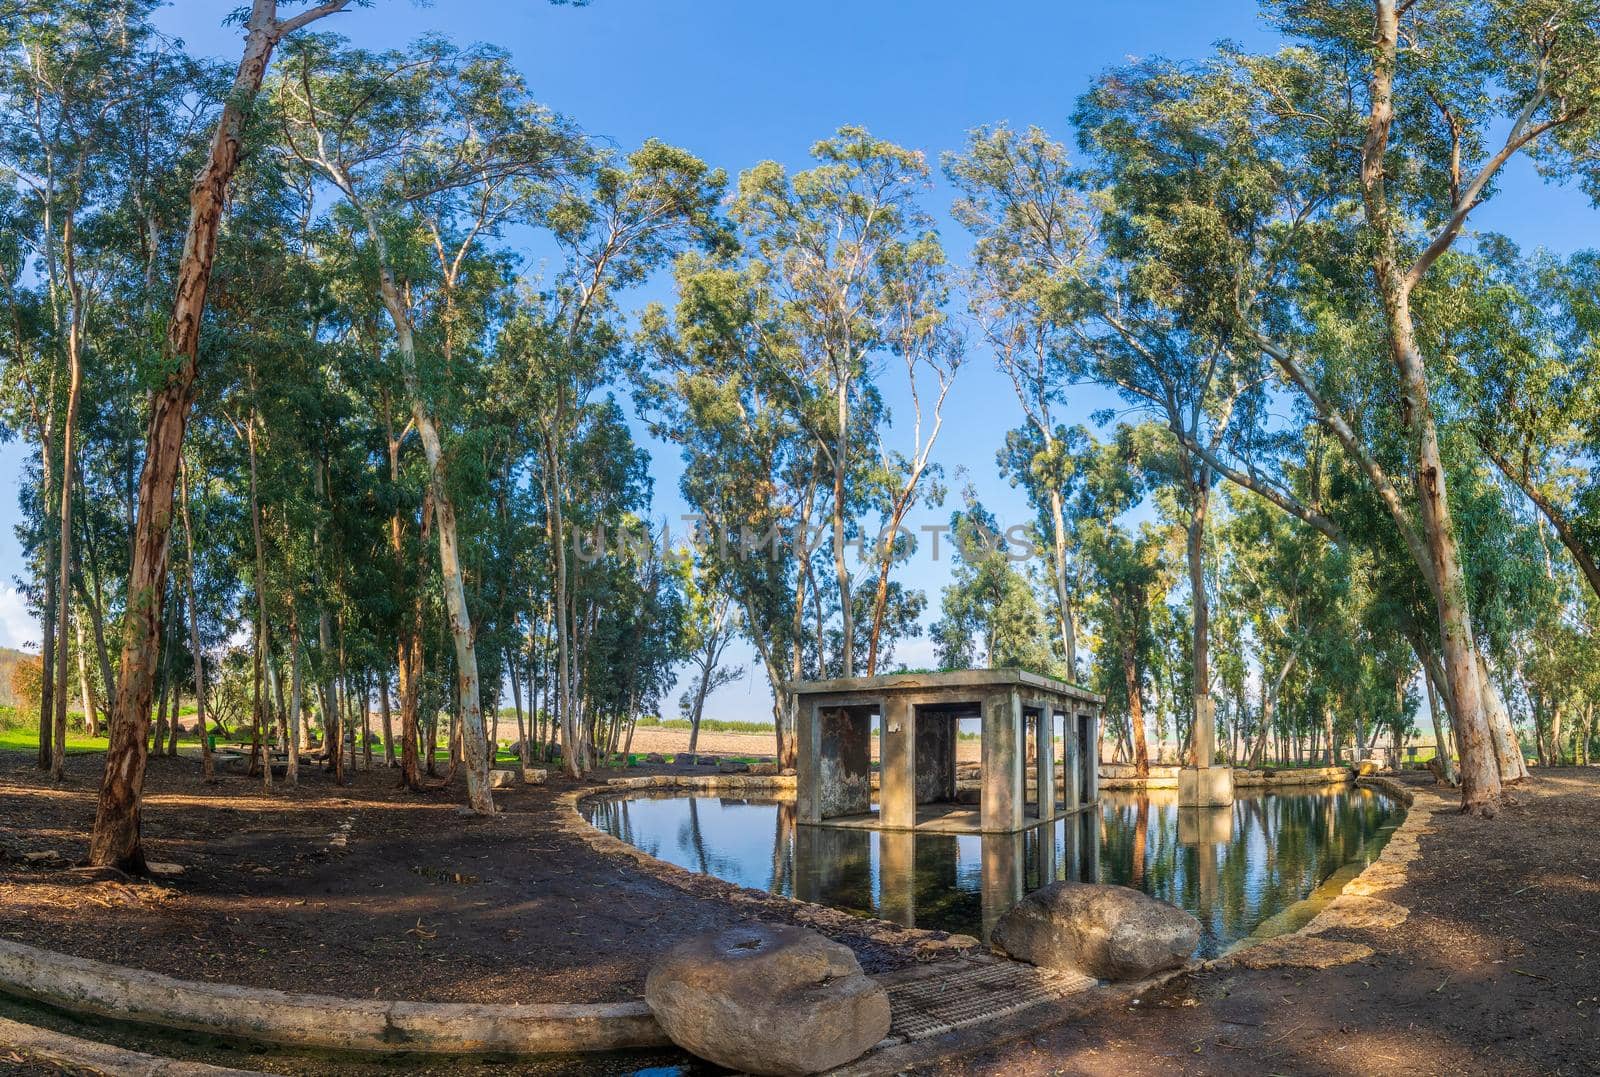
879, 696, 916, 830
1179, 696, 1234, 806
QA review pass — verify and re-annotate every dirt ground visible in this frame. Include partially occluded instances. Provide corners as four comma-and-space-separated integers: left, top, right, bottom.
0, 748, 918, 1006
920, 768, 1600, 1077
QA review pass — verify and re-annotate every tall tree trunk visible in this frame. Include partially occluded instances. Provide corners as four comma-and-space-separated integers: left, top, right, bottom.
360, 215, 490, 811
378, 671, 395, 767
507, 647, 529, 772
384, 397, 421, 789
179, 457, 213, 782
1121, 626, 1148, 779
52, 243, 84, 781
38, 536, 57, 772
285, 604, 302, 787
244, 411, 272, 792
831, 383, 853, 678
1422, 661, 1457, 785
89, 0, 352, 871
1186, 485, 1214, 769
1047, 487, 1077, 678
75, 618, 97, 737
1357, 0, 1500, 815
1477, 653, 1526, 782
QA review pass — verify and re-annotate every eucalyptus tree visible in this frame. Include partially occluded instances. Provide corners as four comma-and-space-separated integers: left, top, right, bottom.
641, 254, 822, 767
90, 0, 355, 872
498, 139, 724, 777
931, 490, 1054, 675
946, 125, 1098, 679
1073, 426, 1169, 777
1218, 483, 1341, 765
0, 0, 203, 776
727, 127, 950, 678
675, 555, 739, 758
270, 33, 589, 809
1068, 11, 1597, 810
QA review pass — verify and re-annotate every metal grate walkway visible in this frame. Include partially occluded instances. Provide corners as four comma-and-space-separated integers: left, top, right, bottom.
883, 958, 1095, 1042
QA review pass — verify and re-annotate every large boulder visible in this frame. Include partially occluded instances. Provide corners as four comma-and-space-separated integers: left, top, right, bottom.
990, 881, 1199, 981
644, 923, 890, 1075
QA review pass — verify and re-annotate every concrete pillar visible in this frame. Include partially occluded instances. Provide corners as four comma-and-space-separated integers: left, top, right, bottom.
1081, 709, 1100, 805
1180, 697, 1234, 806
1061, 709, 1081, 810
981, 689, 1024, 832
797, 700, 822, 823
1035, 708, 1055, 821
879, 696, 916, 830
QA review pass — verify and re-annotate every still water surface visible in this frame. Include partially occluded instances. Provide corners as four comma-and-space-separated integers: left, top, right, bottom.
584, 787, 1400, 956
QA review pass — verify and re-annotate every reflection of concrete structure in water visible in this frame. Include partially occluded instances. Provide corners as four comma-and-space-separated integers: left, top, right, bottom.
795, 811, 1102, 939
794, 670, 1104, 835
1179, 804, 1234, 920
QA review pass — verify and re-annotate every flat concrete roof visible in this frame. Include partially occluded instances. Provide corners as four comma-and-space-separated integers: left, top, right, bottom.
793, 668, 1102, 706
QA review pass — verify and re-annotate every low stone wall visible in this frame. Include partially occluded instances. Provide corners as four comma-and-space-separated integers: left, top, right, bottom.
1099, 764, 1356, 791
601, 772, 797, 793
0, 937, 665, 1055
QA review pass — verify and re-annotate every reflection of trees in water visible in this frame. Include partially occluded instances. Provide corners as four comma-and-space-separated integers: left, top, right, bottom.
770, 800, 796, 896
1095, 790, 1399, 953
683, 796, 712, 875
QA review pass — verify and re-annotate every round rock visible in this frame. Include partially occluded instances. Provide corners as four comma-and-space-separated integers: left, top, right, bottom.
990, 881, 1199, 980
644, 922, 890, 1075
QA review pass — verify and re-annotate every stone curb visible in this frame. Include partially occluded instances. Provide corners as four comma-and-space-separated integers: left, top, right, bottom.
0, 1014, 266, 1076
564, 778, 982, 962
0, 937, 666, 1055
1100, 764, 1357, 791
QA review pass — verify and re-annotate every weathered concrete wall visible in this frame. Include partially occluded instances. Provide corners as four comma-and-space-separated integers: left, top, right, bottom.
820, 708, 871, 818
915, 715, 957, 803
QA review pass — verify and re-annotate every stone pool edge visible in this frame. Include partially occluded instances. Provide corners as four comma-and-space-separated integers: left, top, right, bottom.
1199, 774, 1432, 972
0, 934, 667, 1056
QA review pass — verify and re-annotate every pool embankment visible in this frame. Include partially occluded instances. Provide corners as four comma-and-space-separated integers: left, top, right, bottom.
0, 936, 667, 1056
1099, 763, 1360, 790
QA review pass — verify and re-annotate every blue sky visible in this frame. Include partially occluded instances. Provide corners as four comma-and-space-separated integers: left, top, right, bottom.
2, 1, 1591, 721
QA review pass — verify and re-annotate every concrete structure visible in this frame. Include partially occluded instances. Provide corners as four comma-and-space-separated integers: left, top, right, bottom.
1179, 694, 1235, 806
795, 670, 1103, 835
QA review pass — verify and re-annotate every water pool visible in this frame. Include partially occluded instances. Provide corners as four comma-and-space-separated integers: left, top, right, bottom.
583, 786, 1400, 957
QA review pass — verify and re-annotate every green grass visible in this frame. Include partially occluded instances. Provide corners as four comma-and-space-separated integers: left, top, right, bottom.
0, 728, 108, 754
